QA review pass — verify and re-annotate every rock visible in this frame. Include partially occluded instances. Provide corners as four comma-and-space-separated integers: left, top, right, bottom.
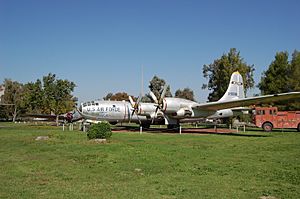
35, 136, 49, 141
134, 168, 144, 175
94, 138, 107, 143
260, 196, 277, 199
134, 168, 142, 172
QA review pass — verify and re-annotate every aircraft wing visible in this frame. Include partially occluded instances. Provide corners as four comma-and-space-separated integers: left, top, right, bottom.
193, 92, 300, 111
24, 114, 63, 120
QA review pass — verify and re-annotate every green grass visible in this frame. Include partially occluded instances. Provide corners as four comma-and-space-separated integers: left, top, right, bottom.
0, 123, 300, 199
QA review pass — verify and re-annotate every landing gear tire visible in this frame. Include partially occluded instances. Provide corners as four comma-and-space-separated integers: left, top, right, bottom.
167, 124, 179, 129
262, 122, 273, 132
141, 123, 151, 129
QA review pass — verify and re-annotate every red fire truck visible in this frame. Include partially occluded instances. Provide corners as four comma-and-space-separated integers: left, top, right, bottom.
252, 107, 300, 132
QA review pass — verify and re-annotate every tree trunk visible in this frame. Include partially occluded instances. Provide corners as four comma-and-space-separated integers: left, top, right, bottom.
12, 106, 17, 122
56, 115, 59, 126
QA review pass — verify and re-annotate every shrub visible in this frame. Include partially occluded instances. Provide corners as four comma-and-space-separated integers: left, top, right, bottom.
87, 122, 112, 140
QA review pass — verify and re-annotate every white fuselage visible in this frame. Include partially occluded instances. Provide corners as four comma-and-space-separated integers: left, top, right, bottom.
79, 100, 164, 125
79, 99, 236, 126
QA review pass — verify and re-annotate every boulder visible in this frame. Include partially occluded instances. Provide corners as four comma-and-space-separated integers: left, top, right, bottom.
94, 138, 107, 143
35, 136, 49, 141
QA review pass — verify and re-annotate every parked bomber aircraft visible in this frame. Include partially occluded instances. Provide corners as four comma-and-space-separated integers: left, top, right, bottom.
78, 71, 300, 128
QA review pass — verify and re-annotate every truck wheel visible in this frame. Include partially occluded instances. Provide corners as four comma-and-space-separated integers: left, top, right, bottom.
262, 122, 273, 132
297, 124, 300, 132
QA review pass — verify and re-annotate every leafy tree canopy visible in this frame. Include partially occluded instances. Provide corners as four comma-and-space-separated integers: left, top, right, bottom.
202, 48, 255, 102
175, 88, 195, 101
1, 79, 25, 121
289, 50, 300, 92
42, 73, 76, 116
23, 79, 43, 113
103, 92, 130, 101
258, 51, 290, 94
1, 73, 76, 123
258, 50, 300, 110
148, 75, 172, 100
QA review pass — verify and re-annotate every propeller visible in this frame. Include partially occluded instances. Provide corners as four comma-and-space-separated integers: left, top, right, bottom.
149, 92, 158, 104
128, 96, 141, 125
65, 112, 74, 123
65, 109, 83, 123
150, 84, 168, 124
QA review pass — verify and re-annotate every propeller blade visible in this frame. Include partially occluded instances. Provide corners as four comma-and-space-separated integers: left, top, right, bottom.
151, 106, 159, 124
128, 96, 135, 106
150, 91, 158, 104
128, 109, 133, 124
136, 114, 141, 125
131, 109, 136, 117
128, 95, 141, 125
136, 96, 140, 107
134, 96, 141, 111
159, 84, 168, 104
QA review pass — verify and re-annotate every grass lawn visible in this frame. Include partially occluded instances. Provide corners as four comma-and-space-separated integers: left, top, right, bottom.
0, 123, 300, 199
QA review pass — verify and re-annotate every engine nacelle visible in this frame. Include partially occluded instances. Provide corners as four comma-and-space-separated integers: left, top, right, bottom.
172, 108, 193, 118
162, 98, 181, 113
207, 109, 233, 119
138, 103, 156, 116
162, 98, 197, 118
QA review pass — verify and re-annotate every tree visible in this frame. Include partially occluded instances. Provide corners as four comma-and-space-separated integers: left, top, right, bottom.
148, 75, 172, 100
103, 92, 130, 101
23, 79, 43, 113
1, 79, 25, 122
257, 50, 300, 110
0, 74, 76, 123
42, 73, 76, 125
109, 92, 130, 101
140, 95, 152, 103
175, 88, 195, 101
289, 50, 300, 110
258, 51, 290, 94
289, 50, 300, 92
202, 48, 255, 102
103, 93, 113, 100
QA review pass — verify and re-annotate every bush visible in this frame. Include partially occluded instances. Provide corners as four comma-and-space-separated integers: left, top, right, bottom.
87, 122, 112, 140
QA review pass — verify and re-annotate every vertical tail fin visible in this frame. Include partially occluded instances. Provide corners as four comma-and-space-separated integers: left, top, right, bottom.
219, 71, 244, 102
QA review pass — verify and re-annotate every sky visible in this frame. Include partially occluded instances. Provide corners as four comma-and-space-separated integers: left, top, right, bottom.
1, 0, 300, 103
